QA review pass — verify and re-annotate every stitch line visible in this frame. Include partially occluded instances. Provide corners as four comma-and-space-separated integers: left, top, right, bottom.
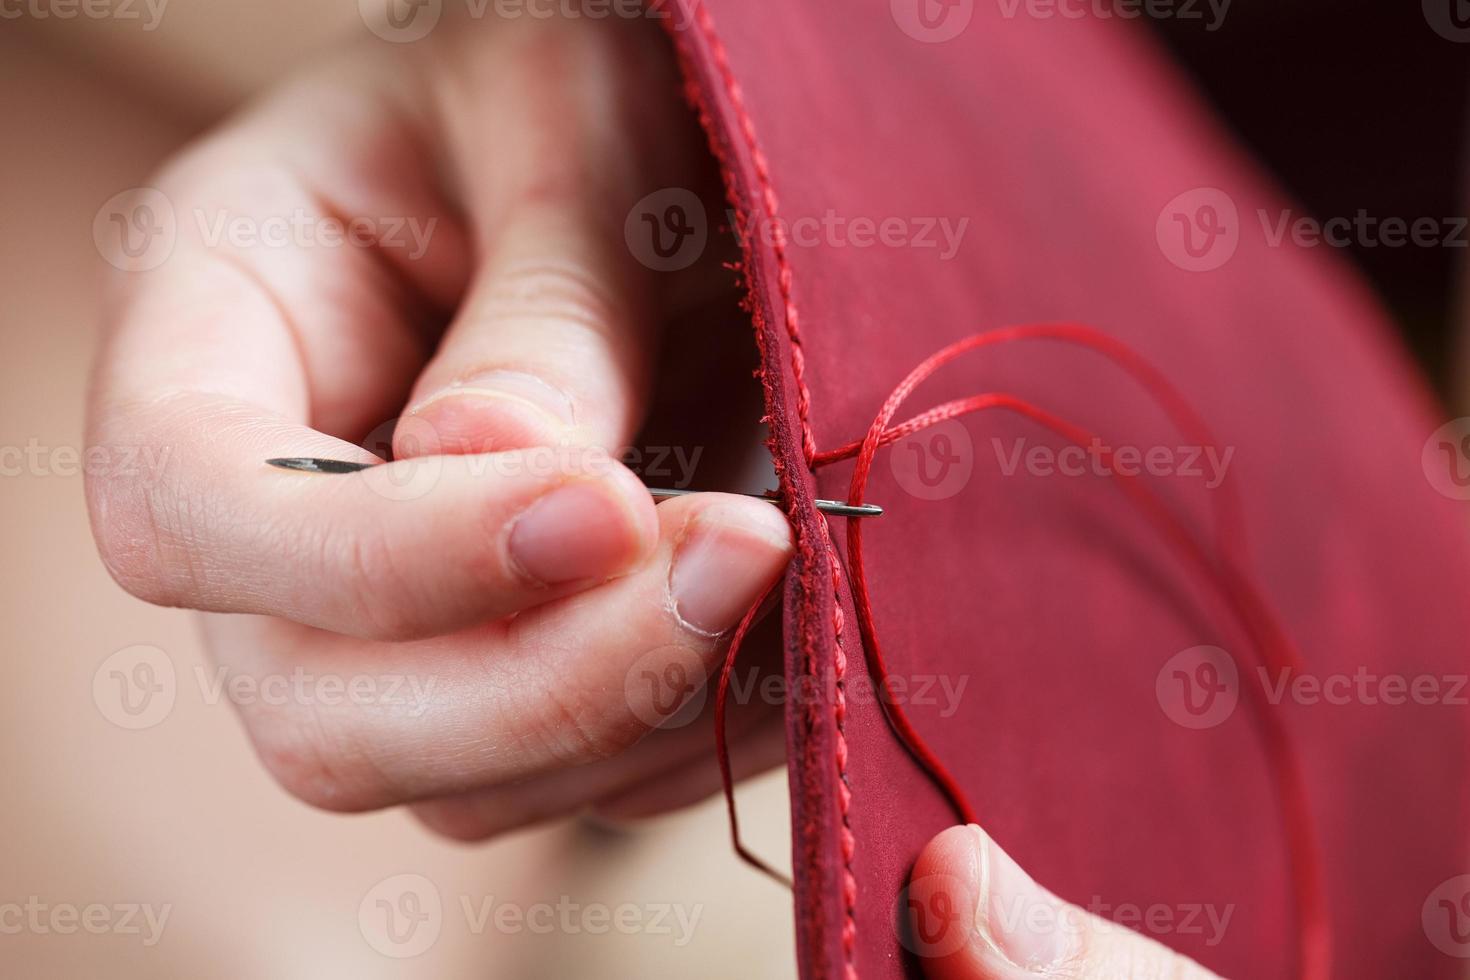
684, 4, 852, 975
828, 540, 859, 980
690, 1, 819, 467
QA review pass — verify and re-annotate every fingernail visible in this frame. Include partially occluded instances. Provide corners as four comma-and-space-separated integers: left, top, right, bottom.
670, 502, 793, 635
509, 479, 648, 586
409, 371, 575, 453
971, 825, 1073, 971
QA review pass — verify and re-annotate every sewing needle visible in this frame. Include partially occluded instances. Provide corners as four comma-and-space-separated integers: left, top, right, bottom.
266, 458, 884, 519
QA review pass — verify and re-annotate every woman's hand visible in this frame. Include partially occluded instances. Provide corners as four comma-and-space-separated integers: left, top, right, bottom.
85, 9, 792, 838
910, 825, 1223, 978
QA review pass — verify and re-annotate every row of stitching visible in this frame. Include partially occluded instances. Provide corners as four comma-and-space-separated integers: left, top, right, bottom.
688, 1, 819, 467
680, 3, 856, 978
665, 3, 854, 976
828, 540, 859, 980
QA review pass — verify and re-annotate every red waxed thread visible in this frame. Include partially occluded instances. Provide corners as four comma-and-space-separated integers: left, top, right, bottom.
660, 9, 845, 971
713, 578, 790, 887
662, 5, 1289, 969
674, 0, 1321, 968
808, 321, 1252, 828
713, 325, 1330, 980
811, 322, 1248, 562
713, 543, 862, 933
828, 333, 1326, 979
828, 548, 860, 971
834, 392, 1327, 977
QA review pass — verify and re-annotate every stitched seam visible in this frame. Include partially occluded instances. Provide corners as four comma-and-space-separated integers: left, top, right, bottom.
681, 5, 853, 974
689, 1, 818, 466
829, 542, 859, 980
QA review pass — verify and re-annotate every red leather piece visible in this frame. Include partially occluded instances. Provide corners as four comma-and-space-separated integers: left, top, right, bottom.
665, 3, 1470, 977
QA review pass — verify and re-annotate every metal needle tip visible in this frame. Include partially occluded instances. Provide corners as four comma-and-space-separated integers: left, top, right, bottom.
646, 487, 883, 519
267, 457, 377, 475
267, 458, 883, 518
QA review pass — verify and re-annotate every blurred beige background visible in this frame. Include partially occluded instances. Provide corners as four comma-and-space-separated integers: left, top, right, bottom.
0, 4, 796, 977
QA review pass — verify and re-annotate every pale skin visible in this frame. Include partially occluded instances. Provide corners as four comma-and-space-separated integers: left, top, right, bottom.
84, 10, 1220, 976
911, 826, 1223, 978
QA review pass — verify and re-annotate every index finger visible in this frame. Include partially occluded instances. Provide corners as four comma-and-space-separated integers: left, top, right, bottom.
86, 52, 658, 640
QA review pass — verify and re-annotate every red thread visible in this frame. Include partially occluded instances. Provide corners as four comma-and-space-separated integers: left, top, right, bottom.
714, 324, 1331, 980
675, 4, 846, 972
714, 579, 791, 887
671, 4, 1324, 974
811, 322, 1246, 562
827, 545, 860, 978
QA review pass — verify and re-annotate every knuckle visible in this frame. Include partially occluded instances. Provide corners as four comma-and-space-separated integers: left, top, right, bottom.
478, 260, 627, 348
412, 800, 507, 844
242, 702, 384, 814
330, 521, 431, 641
521, 659, 644, 768
86, 480, 164, 602
84, 447, 198, 609
85, 394, 250, 611
1070, 918, 1196, 980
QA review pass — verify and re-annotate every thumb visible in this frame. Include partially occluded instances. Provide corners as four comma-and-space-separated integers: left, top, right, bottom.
906, 825, 1225, 980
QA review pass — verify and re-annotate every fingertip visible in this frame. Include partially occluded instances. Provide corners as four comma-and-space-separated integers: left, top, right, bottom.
914, 824, 986, 890
607, 461, 663, 566
506, 464, 660, 588
666, 494, 794, 636
904, 826, 986, 979
410, 800, 499, 844
691, 493, 796, 553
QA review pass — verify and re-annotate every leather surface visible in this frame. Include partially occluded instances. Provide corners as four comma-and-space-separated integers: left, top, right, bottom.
665, 3, 1470, 977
